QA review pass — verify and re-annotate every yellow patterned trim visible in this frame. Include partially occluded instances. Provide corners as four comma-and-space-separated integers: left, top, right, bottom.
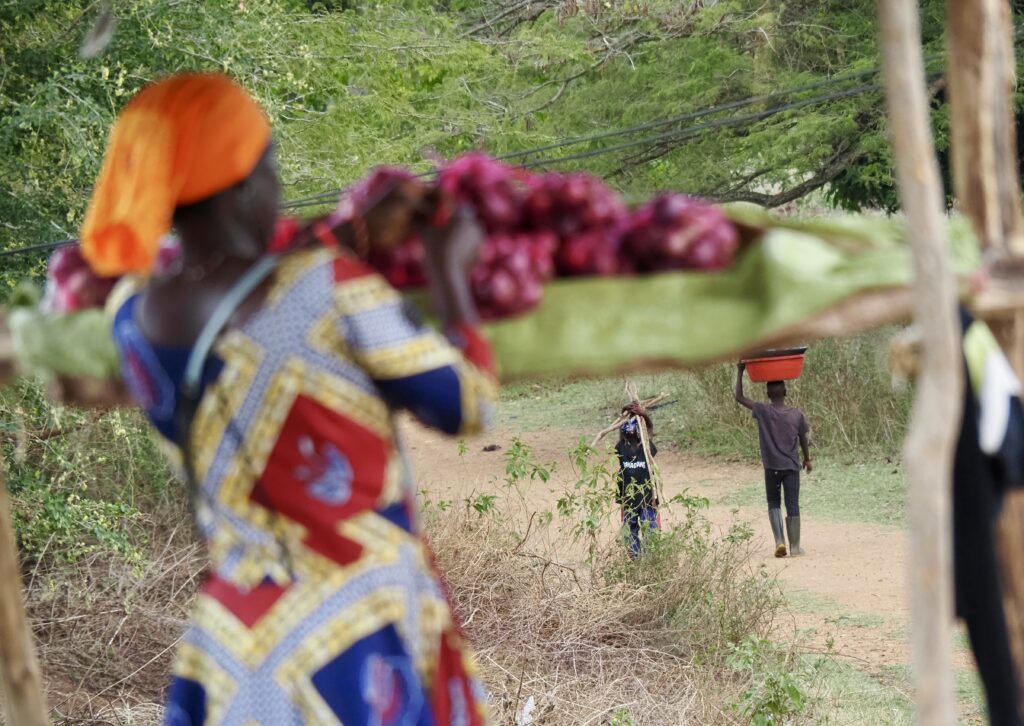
378, 453, 405, 506
302, 368, 393, 437
335, 510, 414, 563
307, 311, 351, 361
358, 335, 459, 380
266, 248, 336, 309
455, 363, 496, 436
334, 275, 402, 315
416, 596, 452, 680
281, 588, 406, 724
189, 333, 263, 482
173, 641, 237, 724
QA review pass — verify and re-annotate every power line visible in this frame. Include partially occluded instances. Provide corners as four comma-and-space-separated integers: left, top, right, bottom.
280, 77, 895, 211
518, 81, 892, 169
493, 65, 890, 163
0, 238, 76, 260
277, 64, 905, 211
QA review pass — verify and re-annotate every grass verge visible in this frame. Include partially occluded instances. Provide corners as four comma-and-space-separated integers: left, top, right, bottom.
726, 459, 907, 528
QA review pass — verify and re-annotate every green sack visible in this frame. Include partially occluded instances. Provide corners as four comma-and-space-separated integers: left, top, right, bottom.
477, 209, 980, 381
7, 304, 120, 381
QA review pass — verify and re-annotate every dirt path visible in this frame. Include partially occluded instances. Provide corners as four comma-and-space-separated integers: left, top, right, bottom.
400, 419, 980, 708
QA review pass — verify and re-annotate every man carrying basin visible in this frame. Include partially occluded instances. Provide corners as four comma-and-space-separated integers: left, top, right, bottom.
734, 349, 812, 557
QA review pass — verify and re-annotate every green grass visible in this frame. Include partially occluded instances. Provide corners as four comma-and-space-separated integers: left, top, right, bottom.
780, 592, 986, 724
787, 589, 888, 627
726, 459, 907, 527
824, 612, 888, 630
812, 657, 914, 725
876, 663, 987, 725
955, 668, 987, 724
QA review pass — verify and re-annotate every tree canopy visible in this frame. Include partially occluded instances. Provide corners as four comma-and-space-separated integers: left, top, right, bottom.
1, 1, 1017, 288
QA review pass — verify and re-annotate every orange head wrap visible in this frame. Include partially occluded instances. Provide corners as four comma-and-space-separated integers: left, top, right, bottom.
80, 72, 271, 276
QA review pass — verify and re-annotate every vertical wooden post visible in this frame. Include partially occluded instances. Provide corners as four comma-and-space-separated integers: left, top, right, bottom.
0, 461, 48, 726
877, 2, 961, 724
947, 0, 1024, 259
948, 0, 1024, 707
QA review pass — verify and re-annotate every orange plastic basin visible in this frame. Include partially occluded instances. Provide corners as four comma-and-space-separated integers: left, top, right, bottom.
742, 348, 806, 382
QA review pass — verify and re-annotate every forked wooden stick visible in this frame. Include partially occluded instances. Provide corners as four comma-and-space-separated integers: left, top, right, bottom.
590, 414, 629, 449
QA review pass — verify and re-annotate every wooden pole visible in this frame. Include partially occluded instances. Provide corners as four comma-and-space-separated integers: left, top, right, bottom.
0, 460, 48, 726
947, 0, 1024, 261
877, 2, 961, 724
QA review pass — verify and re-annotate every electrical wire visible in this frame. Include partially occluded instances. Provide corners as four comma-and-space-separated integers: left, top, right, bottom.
0, 237, 77, 259
276, 63, 912, 211
277, 77, 901, 210
517, 80, 893, 169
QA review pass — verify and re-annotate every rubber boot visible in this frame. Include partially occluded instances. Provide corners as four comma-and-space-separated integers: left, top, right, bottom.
786, 516, 803, 556
768, 508, 787, 557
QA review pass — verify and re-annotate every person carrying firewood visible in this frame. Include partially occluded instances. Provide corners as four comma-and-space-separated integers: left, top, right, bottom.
734, 362, 812, 557
614, 402, 659, 559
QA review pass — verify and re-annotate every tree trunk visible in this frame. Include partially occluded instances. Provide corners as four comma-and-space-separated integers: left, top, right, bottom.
878, 2, 961, 724
0, 461, 47, 725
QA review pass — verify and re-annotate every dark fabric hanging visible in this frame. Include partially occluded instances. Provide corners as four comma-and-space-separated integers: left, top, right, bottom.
953, 307, 1022, 726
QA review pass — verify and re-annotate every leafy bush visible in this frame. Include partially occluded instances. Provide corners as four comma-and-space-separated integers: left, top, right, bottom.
1, 380, 173, 566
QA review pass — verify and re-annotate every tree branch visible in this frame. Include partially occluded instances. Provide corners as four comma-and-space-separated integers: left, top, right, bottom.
714, 145, 863, 208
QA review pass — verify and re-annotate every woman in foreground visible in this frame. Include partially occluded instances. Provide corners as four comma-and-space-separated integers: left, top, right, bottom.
79, 72, 495, 725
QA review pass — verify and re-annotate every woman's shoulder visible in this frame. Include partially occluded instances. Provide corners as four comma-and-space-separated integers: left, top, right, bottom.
275, 244, 379, 289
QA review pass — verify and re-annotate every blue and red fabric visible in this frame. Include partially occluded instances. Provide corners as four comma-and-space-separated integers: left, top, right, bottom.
112, 244, 495, 724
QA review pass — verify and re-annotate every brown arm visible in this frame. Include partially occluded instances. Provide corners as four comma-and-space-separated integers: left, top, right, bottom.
49, 375, 134, 410
799, 431, 812, 473
734, 361, 755, 410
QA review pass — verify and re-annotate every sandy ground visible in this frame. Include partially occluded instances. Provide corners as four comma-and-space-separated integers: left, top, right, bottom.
400, 418, 980, 716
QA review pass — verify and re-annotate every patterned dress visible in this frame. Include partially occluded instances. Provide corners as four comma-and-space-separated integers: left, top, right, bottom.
112, 245, 496, 725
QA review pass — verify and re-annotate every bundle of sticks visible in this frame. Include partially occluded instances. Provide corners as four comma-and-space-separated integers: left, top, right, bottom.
591, 382, 667, 503
589, 384, 668, 449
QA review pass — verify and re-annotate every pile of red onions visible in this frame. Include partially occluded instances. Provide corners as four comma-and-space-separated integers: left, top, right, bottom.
46, 153, 741, 320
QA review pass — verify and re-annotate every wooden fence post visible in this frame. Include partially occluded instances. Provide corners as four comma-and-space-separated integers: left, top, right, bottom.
877, 1, 961, 724
0, 460, 48, 726
947, 0, 1024, 258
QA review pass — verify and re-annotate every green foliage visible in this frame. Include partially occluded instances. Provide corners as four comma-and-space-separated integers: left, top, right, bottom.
503, 436, 552, 490
464, 491, 497, 515
727, 635, 823, 724
557, 437, 619, 556
6, 0, 1022, 294
1, 380, 171, 566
